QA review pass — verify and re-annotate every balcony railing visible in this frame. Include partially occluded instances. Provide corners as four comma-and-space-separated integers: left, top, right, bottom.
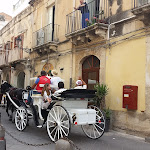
0, 52, 7, 66
33, 23, 59, 48
133, 0, 150, 8
66, 0, 110, 35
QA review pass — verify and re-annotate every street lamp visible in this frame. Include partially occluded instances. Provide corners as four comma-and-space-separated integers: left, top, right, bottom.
16, 36, 31, 53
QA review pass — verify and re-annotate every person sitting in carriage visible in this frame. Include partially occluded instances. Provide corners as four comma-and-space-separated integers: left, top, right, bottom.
41, 83, 52, 109
74, 77, 87, 89
53, 81, 67, 97
27, 71, 50, 127
27, 71, 51, 104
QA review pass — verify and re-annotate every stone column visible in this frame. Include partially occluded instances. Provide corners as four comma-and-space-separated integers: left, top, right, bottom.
24, 63, 32, 88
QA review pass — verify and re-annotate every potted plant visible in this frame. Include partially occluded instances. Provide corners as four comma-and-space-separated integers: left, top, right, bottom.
94, 84, 111, 132
91, 16, 97, 24
94, 83, 109, 109
104, 107, 111, 132
85, 18, 91, 27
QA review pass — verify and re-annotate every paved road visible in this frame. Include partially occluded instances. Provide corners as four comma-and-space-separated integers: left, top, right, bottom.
0, 107, 150, 150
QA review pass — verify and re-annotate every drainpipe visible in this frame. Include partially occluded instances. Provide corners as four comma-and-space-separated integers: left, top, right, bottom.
107, 15, 136, 41
70, 50, 73, 88
69, 0, 76, 88
73, 0, 76, 11
9, 66, 11, 84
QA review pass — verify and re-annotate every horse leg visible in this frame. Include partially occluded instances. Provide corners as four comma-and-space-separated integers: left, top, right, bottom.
6, 97, 10, 116
8, 104, 13, 121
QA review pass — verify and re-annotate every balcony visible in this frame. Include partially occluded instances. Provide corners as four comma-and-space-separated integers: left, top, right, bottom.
0, 52, 7, 67
65, 0, 109, 45
132, 0, 150, 25
8, 49, 23, 63
32, 23, 59, 55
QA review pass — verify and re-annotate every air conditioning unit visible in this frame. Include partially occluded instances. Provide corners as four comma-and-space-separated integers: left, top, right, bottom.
37, 29, 44, 46
138, 0, 150, 6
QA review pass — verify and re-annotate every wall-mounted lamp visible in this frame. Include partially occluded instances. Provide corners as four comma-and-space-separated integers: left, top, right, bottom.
34, 71, 38, 75
60, 68, 64, 73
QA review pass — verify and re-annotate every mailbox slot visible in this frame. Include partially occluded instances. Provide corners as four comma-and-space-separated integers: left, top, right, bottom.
123, 85, 138, 110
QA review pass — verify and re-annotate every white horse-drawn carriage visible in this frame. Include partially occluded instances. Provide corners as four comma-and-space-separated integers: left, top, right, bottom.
5, 86, 105, 142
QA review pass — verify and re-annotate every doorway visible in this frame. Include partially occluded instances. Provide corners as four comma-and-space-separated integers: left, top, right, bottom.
47, 5, 55, 41
82, 55, 100, 89
17, 72, 25, 88
0, 75, 1, 85
6, 74, 10, 83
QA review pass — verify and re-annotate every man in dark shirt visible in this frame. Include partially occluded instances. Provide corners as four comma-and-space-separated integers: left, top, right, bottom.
74, 0, 89, 28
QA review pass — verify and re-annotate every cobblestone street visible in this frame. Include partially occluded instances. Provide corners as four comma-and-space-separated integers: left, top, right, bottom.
0, 107, 150, 150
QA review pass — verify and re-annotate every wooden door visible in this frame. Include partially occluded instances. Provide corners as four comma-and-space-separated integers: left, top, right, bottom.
82, 55, 100, 89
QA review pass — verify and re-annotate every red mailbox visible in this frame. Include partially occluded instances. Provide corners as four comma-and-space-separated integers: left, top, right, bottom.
123, 85, 138, 110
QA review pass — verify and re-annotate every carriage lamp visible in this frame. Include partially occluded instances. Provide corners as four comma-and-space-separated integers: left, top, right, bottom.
60, 67, 64, 73
72, 114, 76, 124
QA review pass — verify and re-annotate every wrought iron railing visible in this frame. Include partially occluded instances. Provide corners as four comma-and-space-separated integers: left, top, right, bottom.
66, 0, 110, 35
133, 0, 150, 8
33, 23, 59, 48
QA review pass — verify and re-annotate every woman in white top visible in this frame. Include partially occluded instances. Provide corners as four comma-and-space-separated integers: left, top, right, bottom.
41, 83, 52, 109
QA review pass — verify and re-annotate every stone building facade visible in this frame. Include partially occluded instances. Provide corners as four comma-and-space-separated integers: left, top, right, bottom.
0, 0, 150, 136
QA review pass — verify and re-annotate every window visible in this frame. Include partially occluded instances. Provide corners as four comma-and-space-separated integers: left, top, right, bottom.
83, 55, 100, 70
5, 42, 11, 50
14, 34, 24, 48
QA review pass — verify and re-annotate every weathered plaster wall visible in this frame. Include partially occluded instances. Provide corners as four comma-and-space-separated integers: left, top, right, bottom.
106, 35, 146, 112
105, 31, 148, 136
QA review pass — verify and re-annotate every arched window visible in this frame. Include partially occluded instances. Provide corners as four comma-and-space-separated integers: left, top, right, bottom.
82, 55, 100, 89
17, 72, 25, 88
83, 55, 100, 70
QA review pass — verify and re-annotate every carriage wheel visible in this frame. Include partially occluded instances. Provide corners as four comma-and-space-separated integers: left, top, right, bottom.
47, 105, 71, 142
81, 105, 105, 139
15, 107, 28, 131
